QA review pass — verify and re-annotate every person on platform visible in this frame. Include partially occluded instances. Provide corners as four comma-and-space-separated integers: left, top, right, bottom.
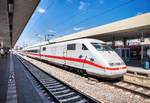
0, 48, 5, 56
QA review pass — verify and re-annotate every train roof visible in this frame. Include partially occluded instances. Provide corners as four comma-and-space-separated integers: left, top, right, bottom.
64, 38, 105, 44
22, 38, 105, 49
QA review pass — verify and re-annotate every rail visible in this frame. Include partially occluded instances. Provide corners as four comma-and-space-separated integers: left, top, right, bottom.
16, 55, 100, 103
108, 80, 150, 98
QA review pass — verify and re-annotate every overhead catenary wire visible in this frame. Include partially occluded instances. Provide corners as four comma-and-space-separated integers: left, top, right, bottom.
33, 0, 96, 40
48, 1, 99, 30
26, 0, 135, 45
29, 1, 105, 41
56, 0, 135, 37
28, 0, 56, 36
26, 1, 49, 34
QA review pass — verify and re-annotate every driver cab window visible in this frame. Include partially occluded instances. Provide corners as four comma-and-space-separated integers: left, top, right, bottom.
82, 44, 88, 50
91, 43, 113, 51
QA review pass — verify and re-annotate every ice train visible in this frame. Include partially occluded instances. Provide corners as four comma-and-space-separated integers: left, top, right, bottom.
21, 38, 127, 78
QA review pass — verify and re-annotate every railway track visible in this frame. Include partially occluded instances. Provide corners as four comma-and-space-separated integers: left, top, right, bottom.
110, 80, 150, 98
16, 55, 100, 103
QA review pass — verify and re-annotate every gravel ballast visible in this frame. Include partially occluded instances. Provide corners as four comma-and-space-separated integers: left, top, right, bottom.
18, 54, 150, 103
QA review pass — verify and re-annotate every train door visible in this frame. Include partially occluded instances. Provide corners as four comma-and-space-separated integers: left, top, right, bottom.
41, 46, 47, 61
39, 46, 42, 60
66, 43, 88, 69
65, 43, 92, 70
77, 43, 93, 70
66, 43, 77, 67
79, 44, 89, 70
73, 43, 87, 69
63, 44, 67, 65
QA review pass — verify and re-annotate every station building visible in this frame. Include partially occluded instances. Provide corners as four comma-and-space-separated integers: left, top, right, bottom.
114, 38, 150, 62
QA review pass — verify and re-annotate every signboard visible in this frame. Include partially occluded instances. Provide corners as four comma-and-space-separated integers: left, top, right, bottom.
147, 49, 150, 56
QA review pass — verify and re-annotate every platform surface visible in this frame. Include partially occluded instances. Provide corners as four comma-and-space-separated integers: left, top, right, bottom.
127, 60, 150, 74
0, 54, 10, 103
127, 66, 150, 74
1, 54, 150, 102
0, 54, 44, 103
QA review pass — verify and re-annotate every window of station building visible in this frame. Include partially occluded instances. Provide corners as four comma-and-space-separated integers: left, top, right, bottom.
67, 44, 76, 50
82, 44, 88, 50
126, 49, 130, 57
122, 49, 125, 57
43, 47, 46, 51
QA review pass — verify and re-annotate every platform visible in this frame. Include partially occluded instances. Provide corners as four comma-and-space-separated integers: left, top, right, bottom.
0, 54, 44, 103
126, 60, 150, 75
127, 66, 150, 74
1, 54, 150, 102
125, 63, 150, 88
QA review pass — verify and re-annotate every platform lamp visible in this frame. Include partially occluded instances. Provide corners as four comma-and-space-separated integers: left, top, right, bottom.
46, 34, 55, 44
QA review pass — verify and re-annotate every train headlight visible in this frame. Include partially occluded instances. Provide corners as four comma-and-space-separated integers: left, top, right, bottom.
109, 62, 125, 66
116, 62, 121, 65
120, 62, 125, 65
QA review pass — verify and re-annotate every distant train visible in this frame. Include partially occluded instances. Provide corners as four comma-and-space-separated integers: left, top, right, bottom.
21, 38, 127, 79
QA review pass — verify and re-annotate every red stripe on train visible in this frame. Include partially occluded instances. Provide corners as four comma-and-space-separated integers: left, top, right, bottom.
23, 52, 127, 71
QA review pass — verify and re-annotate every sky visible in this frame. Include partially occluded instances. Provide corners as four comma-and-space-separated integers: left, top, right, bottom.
16, 0, 150, 47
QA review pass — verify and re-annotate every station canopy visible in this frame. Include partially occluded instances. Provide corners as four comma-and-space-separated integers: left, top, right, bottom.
1, 0, 150, 48
0, 0, 40, 48
29, 12, 150, 48
52, 12, 150, 42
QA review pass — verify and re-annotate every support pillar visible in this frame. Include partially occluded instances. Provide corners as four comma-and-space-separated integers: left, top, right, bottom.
141, 44, 144, 64
140, 33, 144, 64
123, 38, 127, 47
112, 41, 115, 49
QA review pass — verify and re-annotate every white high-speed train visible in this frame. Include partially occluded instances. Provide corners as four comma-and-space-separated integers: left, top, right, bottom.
21, 38, 127, 79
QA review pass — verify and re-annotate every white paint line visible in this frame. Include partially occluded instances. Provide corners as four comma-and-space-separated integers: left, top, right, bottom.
6, 54, 18, 103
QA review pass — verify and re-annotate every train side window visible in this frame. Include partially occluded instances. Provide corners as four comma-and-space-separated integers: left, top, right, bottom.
82, 44, 88, 50
28, 49, 39, 53
43, 47, 46, 51
67, 44, 76, 50
34, 50, 39, 53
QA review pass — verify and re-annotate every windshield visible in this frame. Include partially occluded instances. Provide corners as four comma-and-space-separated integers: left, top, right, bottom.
91, 43, 113, 51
